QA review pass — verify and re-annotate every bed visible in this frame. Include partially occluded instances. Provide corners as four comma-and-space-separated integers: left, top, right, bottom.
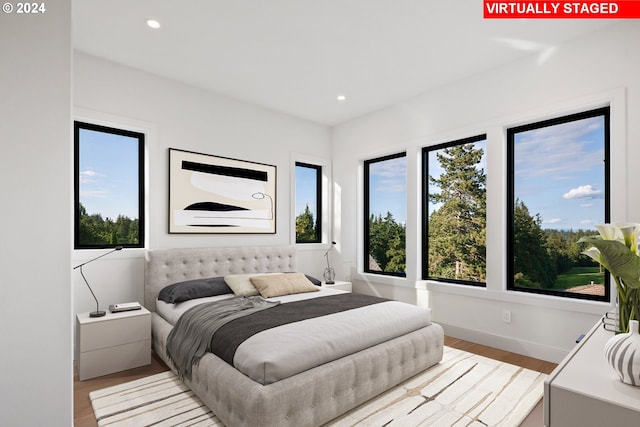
144, 245, 444, 427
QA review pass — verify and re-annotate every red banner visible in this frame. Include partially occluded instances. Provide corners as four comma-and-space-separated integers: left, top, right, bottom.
484, 1, 640, 18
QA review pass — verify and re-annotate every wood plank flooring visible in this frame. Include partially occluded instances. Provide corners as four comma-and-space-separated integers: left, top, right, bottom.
73, 337, 557, 427
74, 353, 170, 427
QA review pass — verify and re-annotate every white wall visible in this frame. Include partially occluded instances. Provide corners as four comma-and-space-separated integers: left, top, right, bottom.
72, 53, 332, 322
0, 2, 73, 425
332, 21, 640, 362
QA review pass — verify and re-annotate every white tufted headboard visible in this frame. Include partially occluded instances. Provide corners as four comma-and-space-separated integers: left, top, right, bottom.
144, 245, 296, 312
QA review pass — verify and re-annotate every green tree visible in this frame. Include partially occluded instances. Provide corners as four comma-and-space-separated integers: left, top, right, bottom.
385, 232, 406, 273
77, 203, 139, 246
295, 204, 317, 243
428, 143, 486, 282
513, 199, 556, 288
545, 230, 572, 275
368, 212, 406, 274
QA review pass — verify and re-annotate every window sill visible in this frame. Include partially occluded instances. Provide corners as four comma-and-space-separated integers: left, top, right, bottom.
72, 247, 146, 263
422, 279, 612, 316
294, 242, 333, 251
355, 272, 408, 287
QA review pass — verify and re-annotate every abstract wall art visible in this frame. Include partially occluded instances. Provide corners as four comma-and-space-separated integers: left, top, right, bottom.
169, 148, 276, 233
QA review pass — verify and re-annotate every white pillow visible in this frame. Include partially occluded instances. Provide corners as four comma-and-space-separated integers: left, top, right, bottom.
224, 273, 278, 297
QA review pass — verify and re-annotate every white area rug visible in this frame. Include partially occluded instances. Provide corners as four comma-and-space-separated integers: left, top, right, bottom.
90, 346, 546, 427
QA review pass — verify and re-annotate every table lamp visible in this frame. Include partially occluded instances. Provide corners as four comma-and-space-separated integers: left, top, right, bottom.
73, 246, 123, 317
323, 241, 336, 284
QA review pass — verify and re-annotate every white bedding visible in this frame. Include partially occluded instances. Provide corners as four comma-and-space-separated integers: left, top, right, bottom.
159, 288, 433, 384
235, 299, 432, 384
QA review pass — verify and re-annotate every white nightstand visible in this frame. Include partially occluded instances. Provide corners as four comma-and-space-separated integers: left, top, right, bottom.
322, 280, 352, 292
76, 307, 151, 381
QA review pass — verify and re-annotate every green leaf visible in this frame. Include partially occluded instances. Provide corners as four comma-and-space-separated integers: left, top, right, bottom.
580, 239, 640, 289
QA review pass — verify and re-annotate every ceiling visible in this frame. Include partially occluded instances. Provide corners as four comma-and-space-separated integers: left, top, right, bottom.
72, 1, 615, 126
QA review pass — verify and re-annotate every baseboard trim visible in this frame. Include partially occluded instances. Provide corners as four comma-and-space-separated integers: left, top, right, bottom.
440, 322, 568, 363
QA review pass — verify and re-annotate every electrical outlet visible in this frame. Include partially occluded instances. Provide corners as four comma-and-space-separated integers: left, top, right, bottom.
502, 309, 512, 323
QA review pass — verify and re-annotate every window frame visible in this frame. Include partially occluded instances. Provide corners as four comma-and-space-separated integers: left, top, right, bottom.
506, 106, 611, 302
363, 151, 407, 277
422, 134, 487, 287
73, 121, 146, 250
294, 161, 323, 244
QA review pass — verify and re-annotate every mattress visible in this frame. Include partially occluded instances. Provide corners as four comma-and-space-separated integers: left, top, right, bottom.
161, 289, 433, 385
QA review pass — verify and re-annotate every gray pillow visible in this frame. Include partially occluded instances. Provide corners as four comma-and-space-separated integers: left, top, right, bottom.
158, 276, 232, 303
305, 274, 322, 286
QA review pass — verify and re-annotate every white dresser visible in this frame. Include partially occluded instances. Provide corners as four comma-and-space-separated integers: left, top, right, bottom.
544, 318, 640, 426
76, 307, 151, 380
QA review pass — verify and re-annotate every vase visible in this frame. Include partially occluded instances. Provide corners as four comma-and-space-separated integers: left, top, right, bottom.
604, 319, 640, 386
616, 286, 640, 334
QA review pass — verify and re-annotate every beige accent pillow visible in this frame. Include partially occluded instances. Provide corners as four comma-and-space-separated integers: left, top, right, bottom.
250, 273, 320, 298
224, 273, 278, 297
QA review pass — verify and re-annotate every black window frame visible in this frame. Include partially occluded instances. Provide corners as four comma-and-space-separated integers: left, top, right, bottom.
506, 107, 611, 302
294, 161, 323, 244
363, 151, 407, 277
74, 121, 145, 249
422, 134, 487, 287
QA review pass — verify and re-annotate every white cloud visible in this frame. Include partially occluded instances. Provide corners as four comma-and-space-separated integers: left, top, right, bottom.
80, 189, 108, 198
514, 116, 604, 181
372, 157, 406, 193
80, 169, 104, 184
545, 218, 563, 224
563, 185, 602, 200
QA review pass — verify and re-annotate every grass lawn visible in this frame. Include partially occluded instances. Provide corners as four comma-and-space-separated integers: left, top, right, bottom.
555, 266, 604, 290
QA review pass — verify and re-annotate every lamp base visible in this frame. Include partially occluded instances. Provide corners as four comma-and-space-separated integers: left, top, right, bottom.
323, 267, 336, 285
89, 310, 106, 318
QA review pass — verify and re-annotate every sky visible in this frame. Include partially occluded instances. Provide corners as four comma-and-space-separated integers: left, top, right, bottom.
78, 128, 140, 220
514, 115, 605, 231
368, 156, 407, 224
295, 165, 319, 217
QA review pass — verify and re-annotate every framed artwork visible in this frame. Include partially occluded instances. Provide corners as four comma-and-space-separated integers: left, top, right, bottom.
169, 148, 276, 233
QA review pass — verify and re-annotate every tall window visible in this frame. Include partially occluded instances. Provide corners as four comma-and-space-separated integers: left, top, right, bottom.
364, 152, 407, 276
74, 121, 145, 249
423, 135, 487, 285
507, 107, 610, 301
295, 162, 322, 243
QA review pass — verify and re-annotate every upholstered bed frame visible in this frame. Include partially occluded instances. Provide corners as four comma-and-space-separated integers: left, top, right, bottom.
144, 245, 444, 427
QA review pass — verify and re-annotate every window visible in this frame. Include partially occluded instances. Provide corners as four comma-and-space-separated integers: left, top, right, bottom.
507, 107, 610, 301
423, 135, 487, 285
364, 152, 407, 276
74, 121, 145, 249
295, 162, 322, 243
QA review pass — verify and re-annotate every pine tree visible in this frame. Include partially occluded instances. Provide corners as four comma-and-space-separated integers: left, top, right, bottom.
428, 143, 486, 282
368, 212, 406, 274
513, 199, 556, 288
295, 205, 317, 242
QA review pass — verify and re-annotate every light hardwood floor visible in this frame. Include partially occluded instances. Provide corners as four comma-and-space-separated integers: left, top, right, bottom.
74, 337, 557, 427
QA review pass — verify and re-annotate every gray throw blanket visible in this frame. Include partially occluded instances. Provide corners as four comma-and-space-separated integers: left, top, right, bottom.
166, 296, 280, 380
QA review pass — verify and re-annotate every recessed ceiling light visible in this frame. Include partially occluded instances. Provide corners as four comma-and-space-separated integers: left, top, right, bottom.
336, 95, 347, 102
146, 19, 161, 29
